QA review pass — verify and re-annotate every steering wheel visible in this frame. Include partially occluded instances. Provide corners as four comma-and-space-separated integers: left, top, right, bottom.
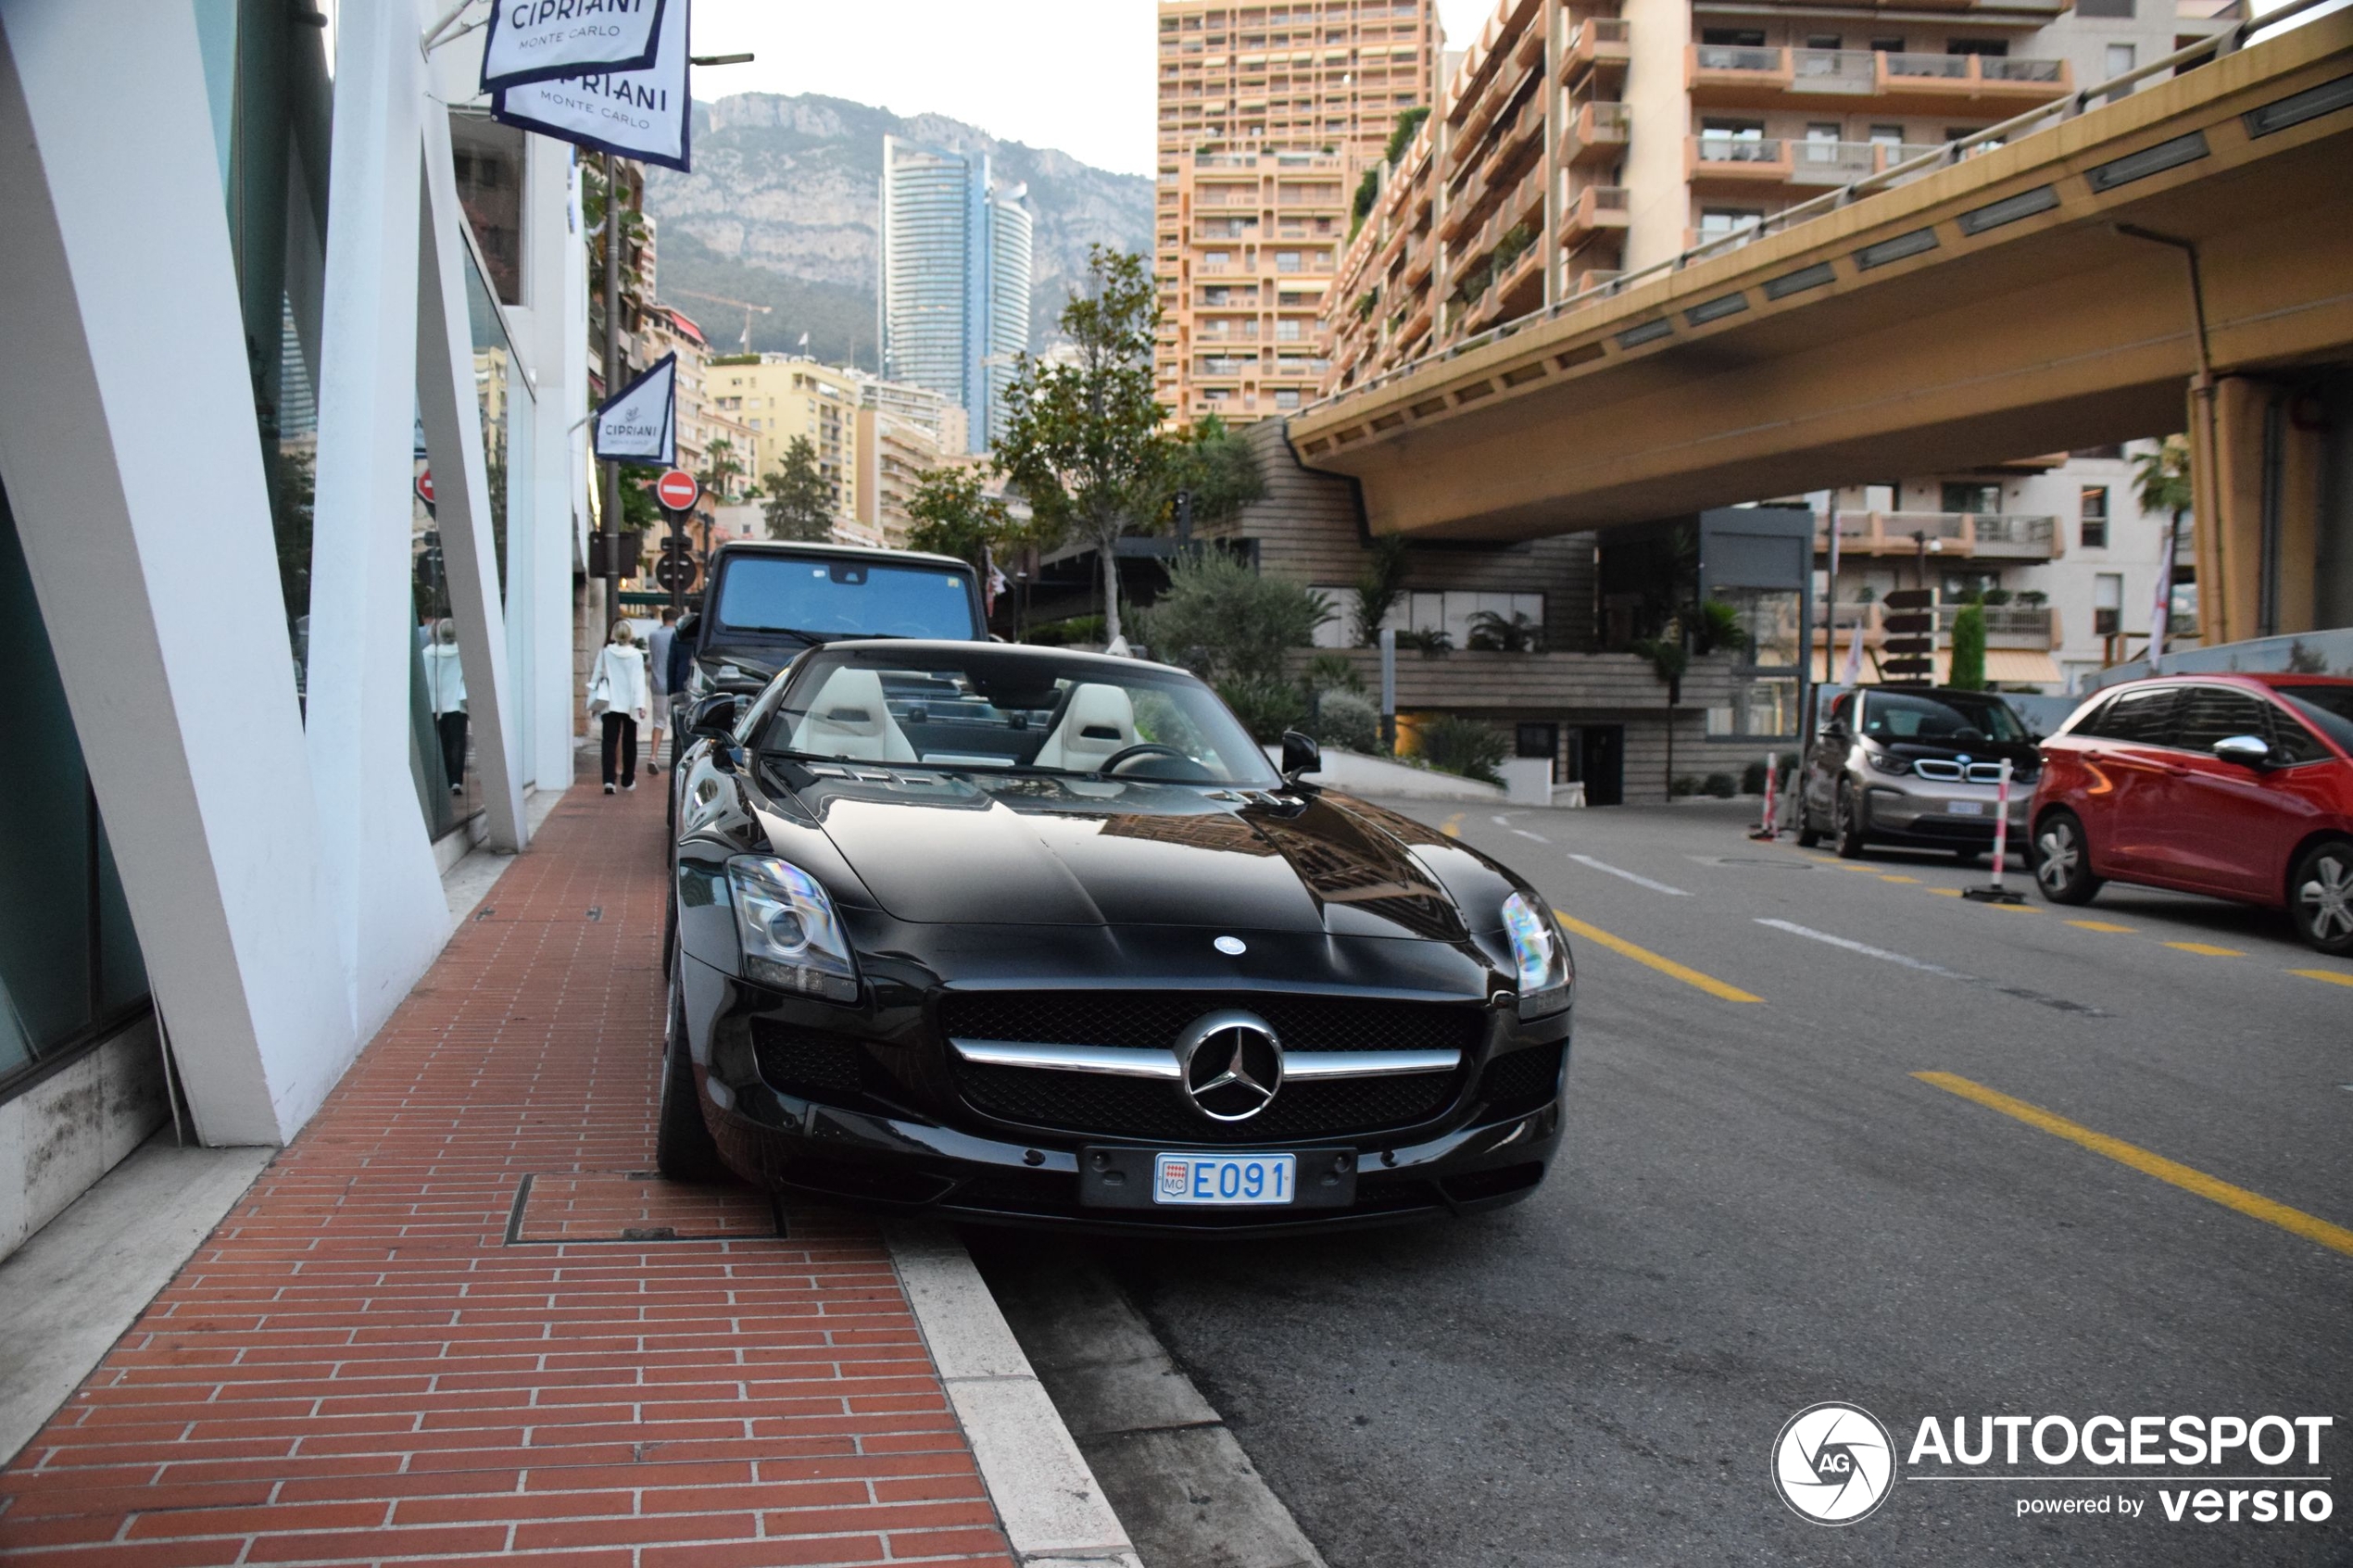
1098, 742, 1196, 777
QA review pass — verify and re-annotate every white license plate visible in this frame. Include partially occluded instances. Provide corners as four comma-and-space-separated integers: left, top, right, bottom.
1153, 1153, 1296, 1206
1946, 801, 1985, 816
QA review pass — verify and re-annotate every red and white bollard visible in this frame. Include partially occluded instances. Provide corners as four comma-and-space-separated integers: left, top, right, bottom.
1749, 751, 1779, 841
1962, 758, 2025, 903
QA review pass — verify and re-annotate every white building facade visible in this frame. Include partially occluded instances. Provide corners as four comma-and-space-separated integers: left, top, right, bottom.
0, 0, 589, 1258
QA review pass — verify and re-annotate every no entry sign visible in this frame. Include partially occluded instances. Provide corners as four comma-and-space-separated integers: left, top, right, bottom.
655, 469, 699, 512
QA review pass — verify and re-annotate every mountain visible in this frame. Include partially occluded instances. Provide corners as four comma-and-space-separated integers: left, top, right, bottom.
645, 93, 1154, 370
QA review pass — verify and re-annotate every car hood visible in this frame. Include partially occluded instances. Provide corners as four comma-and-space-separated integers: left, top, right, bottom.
797, 772, 1467, 940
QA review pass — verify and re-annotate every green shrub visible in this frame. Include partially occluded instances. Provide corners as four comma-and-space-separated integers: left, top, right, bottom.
1741, 759, 1768, 795
1304, 651, 1365, 693
1418, 715, 1506, 784
1671, 775, 1702, 797
1025, 614, 1103, 647
1140, 549, 1331, 685
1308, 689, 1381, 753
1704, 771, 1739, 798
1396, 626, 1453, 657
1217, 676, 1310, 744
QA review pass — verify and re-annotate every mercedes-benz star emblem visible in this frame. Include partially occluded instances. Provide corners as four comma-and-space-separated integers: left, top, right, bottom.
1214, 935, 1247, 956
1176, 1009, 1283, 1123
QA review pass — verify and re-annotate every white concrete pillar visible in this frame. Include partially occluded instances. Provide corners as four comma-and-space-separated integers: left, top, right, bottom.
0, 1, 354, 1144
417, 111, 528, 851
528, 138, 588, 790
305, 0, 455, 1040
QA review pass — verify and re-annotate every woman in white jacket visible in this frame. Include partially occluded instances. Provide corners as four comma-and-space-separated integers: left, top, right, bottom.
586, 621, 653, 794
421, 618, 467, 796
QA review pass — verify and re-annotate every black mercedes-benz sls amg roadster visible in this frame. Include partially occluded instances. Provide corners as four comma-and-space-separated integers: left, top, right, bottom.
661, 640, 1573, 1233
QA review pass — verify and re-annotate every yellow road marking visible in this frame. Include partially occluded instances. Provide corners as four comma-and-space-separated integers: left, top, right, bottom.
1440, 812, 1464, 839
2068, 919, 2135, 933
1988, 901, 2038, 914
1880, 874, 1919, 884
1554, 912, 1764, 1004
2163, 941, 2243, 958
1915, 1073, 2353, 1258
2291, 968, 2353, 989
1926, 887, 1965, 898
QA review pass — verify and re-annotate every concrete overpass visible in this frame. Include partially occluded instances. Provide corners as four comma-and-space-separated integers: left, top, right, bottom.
1288, 9, 2353, 643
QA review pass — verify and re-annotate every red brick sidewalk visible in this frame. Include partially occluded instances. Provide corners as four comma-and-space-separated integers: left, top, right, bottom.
0, 785, 1013, 1567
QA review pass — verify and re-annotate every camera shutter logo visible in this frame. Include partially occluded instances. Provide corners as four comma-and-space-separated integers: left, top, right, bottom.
1773, 1402, 1896, 1524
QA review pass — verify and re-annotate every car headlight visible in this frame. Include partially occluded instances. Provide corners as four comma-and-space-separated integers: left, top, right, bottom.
1501, 891, 1573, 1020
1864, 746, 1910, 776
726, 857, 858, 1003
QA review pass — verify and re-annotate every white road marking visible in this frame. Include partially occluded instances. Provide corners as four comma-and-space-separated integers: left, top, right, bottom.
1754, 918, 2103, 1016
1756, 918, 1959, 975
1512, 829, 1551, 844
1568, 854, 1689, 897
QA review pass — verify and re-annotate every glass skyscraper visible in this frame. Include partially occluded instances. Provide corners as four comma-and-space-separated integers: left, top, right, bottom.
878, 136, 1033, 455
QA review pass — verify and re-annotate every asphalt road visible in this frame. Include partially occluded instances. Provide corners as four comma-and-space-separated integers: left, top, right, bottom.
971, 796, 2353, 1567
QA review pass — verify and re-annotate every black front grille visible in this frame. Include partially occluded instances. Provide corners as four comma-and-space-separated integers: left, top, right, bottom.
1479, 1043, 1564, 1118
938, 990, 1487, 1056
953, 1059, 1460, 1144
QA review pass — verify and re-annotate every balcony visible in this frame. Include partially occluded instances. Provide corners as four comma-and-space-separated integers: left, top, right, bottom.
1687, 45, 2070, 115
1939, 603, 2060, 646
1969, 511, 2064, 560
1560, 101, 1630, 166
1813, 510, 2060, 561
1688, 135, 1793, 185
1563, 18, 1631, 85
1561, 184, 1631, 245
1786, 138, 1945, 187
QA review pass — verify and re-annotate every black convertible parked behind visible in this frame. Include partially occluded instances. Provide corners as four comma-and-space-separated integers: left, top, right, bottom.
661, 641, 1573, 1232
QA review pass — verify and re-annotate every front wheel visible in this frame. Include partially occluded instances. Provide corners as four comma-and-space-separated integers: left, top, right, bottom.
2288, 839, 2353, 957
2032, 810, 2101, 905
1833, 784, 1867, 859
656, 975, 730, 1184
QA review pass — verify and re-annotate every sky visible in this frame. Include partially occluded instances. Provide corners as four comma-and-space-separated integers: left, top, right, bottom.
688, 0, 1502, 179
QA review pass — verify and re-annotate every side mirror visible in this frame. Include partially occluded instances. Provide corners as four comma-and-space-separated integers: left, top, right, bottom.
1280, 730, 1322, 783
2212, 734, 2271, 769
691, 693, 745, 740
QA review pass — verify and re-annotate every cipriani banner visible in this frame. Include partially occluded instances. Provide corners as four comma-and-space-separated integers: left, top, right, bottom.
592, 353, 676, 466
489, 0, 690, 171
478, 0, 668, 93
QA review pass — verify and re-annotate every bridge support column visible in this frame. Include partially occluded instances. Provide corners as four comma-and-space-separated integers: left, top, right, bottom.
2195, 375, 2329, 646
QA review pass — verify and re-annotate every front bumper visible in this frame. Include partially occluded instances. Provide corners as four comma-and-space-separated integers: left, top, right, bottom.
1860, 776, 2031, 846
675, 951, 1567, 1234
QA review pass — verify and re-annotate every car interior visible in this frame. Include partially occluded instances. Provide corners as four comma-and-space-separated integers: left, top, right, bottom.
774, 662, 1244, 781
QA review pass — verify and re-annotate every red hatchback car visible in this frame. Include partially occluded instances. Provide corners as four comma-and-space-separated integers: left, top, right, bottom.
2028, 673, 2353, 955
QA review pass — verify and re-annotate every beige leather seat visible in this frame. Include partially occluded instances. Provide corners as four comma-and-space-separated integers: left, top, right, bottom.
790, 666, 917, 762
1028, 682, 1137, 772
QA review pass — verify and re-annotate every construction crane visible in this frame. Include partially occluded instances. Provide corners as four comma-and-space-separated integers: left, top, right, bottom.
667, 288, 773, 352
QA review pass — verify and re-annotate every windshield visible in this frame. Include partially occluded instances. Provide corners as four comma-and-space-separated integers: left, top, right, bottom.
2278, 686, 2353, 753
1861, 691, 2030, 744
761, 648, 1283, 787
712, 554, 979, 641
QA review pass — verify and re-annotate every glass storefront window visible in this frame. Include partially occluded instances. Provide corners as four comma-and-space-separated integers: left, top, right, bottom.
1706, 587, 1804, 739
0, 487, 150, 1095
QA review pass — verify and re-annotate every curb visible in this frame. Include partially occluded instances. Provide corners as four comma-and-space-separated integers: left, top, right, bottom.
886, 1222, 1143, 1568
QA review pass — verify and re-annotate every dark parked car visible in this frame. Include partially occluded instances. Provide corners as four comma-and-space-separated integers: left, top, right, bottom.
2029, 673, 2353, 954
660, 641, 1573, 1232
1796, 687, 2039, 859
679, 541, 988, 702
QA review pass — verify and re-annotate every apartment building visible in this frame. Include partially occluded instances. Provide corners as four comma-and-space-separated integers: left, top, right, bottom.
708, 356, 862, 527
645, 307, 756, 502
1327, 0, 2215, 387
1319, 0, 2220, 709
1155, 0, 1442, 424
